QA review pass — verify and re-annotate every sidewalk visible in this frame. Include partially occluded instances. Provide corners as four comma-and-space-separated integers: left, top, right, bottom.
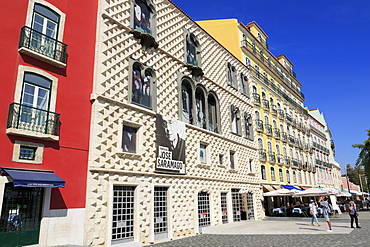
201, 210, 369, 235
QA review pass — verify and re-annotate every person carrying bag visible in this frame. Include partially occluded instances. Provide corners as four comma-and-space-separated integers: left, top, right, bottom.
347, 201, 361, 228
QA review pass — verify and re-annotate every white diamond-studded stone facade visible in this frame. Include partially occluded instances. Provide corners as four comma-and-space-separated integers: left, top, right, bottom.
85, 0, 262, 246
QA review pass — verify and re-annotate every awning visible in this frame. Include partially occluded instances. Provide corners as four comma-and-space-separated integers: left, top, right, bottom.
272, 185, 281, 190
281, 185, 304, 191
262, 185, 275, 192
1, 168, 65, 188
300, 186, 312, 190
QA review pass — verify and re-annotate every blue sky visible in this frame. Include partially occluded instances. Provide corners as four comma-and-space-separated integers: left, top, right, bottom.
172, 0, 370, 172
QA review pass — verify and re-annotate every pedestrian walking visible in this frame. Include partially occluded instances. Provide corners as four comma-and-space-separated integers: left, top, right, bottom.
309, 199, 320, 226
347, 201, 361, 228
320, 197, 333, 232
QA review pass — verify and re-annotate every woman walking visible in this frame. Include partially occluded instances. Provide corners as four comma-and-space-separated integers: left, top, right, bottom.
347, 201, 361, 228
309, 199, 320, 226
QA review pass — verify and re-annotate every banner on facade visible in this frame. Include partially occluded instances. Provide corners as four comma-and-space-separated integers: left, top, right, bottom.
156, 114, 186, 174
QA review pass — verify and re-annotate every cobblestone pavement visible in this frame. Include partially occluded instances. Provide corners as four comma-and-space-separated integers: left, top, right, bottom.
150, 210, 370, 247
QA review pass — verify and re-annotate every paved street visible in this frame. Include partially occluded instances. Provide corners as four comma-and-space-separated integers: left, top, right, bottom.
150, 210, 370, 247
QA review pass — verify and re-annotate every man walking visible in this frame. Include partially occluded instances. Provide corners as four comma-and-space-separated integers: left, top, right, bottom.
320, 197, 333, 232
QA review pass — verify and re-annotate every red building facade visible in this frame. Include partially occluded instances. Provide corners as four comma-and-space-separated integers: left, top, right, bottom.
0, 0, 97, 246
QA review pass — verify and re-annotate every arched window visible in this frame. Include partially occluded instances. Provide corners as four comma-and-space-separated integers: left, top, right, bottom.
293, 170, 297, 183
279, 168, 283, 182
252, 85, 257, 94
270, 166, 276, 181
195, 88, 206, 129
255, 111, 260, 120
227, 63, 237, 88
240, 73, 249, 96
254, 64, 260, 78
261, 165, 266, 180
181, 79, 193, 124
208, 93, 219, 133
258, 138, 264, 150
244, 113, 253, 139
231, 105, 241, 134
286, 169, 291, 183
131, 61, 156, 109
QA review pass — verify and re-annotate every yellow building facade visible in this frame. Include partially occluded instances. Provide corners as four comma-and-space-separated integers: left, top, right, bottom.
197, 19, 316, 197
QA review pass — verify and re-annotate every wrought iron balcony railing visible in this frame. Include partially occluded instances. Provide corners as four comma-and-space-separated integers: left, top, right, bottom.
252, 93, 261, 105
268, 152, 276, 163
273, 128, 280, 139
265, 124, 272, 135
256, 120, 264, 132
262, 99, 270, 110
259, 149, 267, 161
19, 26, 67, 64
7, 102, 61, 136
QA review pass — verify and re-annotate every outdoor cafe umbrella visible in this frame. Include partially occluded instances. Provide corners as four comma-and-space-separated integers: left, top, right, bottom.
292, 187, 340, 197
264, 188, 299, 197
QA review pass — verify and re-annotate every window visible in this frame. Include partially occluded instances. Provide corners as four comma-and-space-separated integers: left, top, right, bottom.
20, 2, 67, 66
270, 166, 276, 181
286, 169, 291, 183
279, 168, 283, 182
185, 31, 201, 68
254, 64, 260, 78
112, 186, 136, 243
195, 88, 206, 129
219, 154, 224, 166
246, 57, 251, 67
293, 170, 297, 183
230, 151, 235, 169
17, 72, 56, 134
244, 113, 253, 139
181, 79, 193, 124
122, 125, 138, 153
19, 146, 37, 160
231, 105, 241, 135
130, 61, 156, 109
132, 0, 155, 35
198, 192, 211, 228
249, 159, 253, 173
240, 73, 249, 96
261, 165, 266, 180
200, 144, 207, 164
227, 63, 237, 88
8, 66, 60, 139
180, 78, 220, 132
12, 141, 44, 164
208, 93, 219, 133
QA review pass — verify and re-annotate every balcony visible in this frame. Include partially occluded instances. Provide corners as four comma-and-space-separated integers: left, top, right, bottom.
6, 102, 60, 141
284, 156, 291, 167
268, 152, 276, 163
276, 154, 284, 164
271, 105, 277, 115
286, 114, 293, 124
273, 128, 280, 139
252, 93, 261, 106
291, 159, 299, 168
259, 149, 267, 161
262, 99, 270, 111
277, 109, 284, 119
288, 135, 296, 145
265, 124, 272, 135
18, 26, 67, 68
281, 132, 287, 142
256, 120, 264, 132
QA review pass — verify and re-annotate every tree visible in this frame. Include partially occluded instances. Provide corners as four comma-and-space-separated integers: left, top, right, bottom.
352, 129, 370, 192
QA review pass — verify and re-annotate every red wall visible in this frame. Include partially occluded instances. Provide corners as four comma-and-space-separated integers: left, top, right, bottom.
0, 1, 98, 209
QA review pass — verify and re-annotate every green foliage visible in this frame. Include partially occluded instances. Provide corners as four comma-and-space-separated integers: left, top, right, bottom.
352, 129, 370, 191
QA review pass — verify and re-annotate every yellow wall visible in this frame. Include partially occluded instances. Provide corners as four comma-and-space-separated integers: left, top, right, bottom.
197, 19, 243, 61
